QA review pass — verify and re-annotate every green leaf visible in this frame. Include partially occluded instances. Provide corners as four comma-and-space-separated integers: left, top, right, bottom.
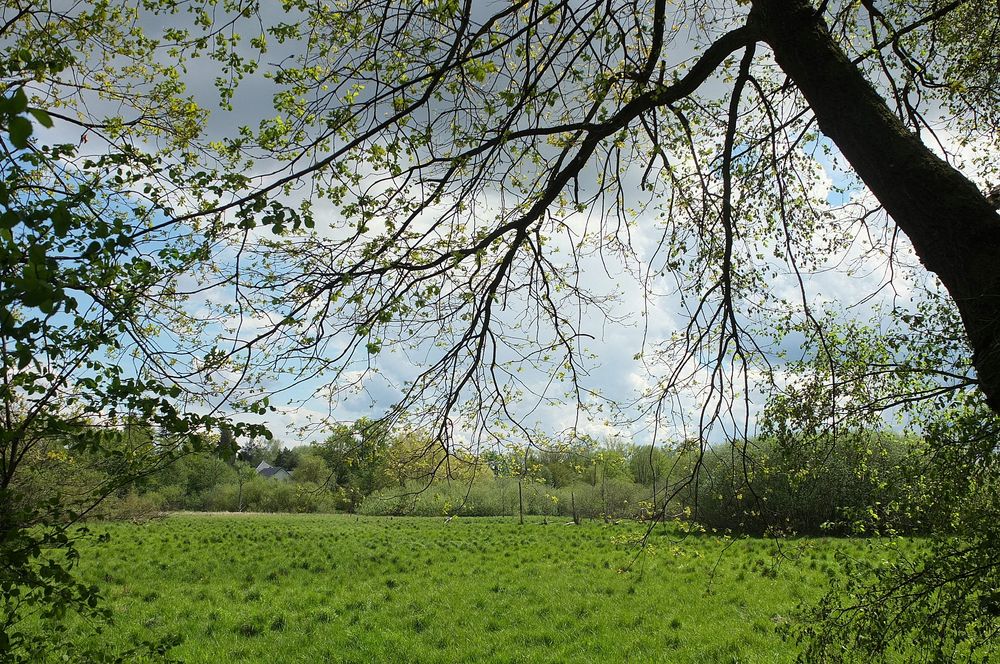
9, 88, 28, 114
8, 116, 32, 149
28, 108, 54, 128
16, 347, 31, 370
51, 205, 71, 236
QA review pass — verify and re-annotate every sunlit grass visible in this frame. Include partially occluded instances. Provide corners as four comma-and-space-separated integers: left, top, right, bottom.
63, 514, 918, 662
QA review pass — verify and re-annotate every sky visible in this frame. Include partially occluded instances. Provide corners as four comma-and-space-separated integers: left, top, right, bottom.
180, 3, 943, 450
14, 0, 990, 452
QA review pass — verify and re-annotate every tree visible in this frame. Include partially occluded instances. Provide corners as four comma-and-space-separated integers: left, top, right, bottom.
291, 450, 330, 485
313, 420, 392, 510
273, 446, 301, 471
383, 427, 481, 487
628, 444, 673, 512
177, 0, 994, 463
0, 2, 270, 659
237, 438, 279, 467
233, 460, 257, 512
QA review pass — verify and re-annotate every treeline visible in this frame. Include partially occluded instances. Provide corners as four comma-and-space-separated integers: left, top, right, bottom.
86, 421, 960, 536
359, 431, 950, 535
117, 425, 674, 519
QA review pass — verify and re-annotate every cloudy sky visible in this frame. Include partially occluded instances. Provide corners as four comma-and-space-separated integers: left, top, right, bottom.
24, 1, 983, 451
178, 2, 939, 450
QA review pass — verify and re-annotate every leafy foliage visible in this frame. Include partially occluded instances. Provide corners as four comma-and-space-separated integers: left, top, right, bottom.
687, 432, 934, 536
0, 3, 273, 658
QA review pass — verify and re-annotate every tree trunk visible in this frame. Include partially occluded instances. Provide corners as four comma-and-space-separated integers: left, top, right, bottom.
752, 0, 1000, 412
518, 479, 524, 525
602, 465, 608, 520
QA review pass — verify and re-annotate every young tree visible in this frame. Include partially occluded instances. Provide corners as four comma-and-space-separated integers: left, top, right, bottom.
234, 460, 257, 512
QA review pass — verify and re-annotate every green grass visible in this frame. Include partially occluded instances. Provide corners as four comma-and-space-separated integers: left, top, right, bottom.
60, 514, 908, 662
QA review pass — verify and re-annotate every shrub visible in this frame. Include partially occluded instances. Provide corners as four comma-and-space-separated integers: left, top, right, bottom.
359, 477, 653, 519
104, 490, 166, 521
683, 432, 933, 535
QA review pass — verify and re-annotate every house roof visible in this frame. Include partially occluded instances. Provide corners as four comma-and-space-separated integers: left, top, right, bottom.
255, 460, 291, 479
259, 466, 289, 478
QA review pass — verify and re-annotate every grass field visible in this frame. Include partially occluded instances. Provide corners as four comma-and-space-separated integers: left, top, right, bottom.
61, 514, 904, 662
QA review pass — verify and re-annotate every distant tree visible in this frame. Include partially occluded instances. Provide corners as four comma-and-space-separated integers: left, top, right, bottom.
587, 449, 630, 486
385, 428, 483, 487
273, 446, 302, 471
291, 451, 330, 486
628, 444, 675, 512
537, 438, 596, 488
237, 439, 278, 467
313, 420, 392, 511
233, 461, 257, 513
178, 453, 235, 501
218, 426, 237, 464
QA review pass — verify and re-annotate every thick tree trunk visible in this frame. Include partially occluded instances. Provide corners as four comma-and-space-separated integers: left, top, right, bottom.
752, 0, 1000, 412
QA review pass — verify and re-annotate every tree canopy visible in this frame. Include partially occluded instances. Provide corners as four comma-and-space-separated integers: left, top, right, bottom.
146, 0, 998, 448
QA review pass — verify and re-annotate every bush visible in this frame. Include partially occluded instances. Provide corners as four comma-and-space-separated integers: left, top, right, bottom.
196, 479, 337, 513
359, 477, 654, 519
157, 484, 188, 510
103, 490, 166, 521
683, 432, 932, 535
202, 483, 240, 511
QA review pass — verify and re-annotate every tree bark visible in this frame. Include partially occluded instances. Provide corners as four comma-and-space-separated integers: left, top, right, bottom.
752, 0, 1000, 412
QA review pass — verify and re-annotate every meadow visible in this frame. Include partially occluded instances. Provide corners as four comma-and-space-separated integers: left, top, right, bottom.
61, 514, 913, 663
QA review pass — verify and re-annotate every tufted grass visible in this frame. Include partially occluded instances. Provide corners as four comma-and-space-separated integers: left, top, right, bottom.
58, 514, 918, 662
